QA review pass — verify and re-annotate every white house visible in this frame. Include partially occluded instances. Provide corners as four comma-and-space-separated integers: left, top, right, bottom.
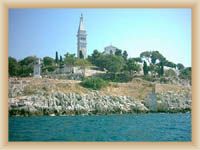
103, 45, 118, 55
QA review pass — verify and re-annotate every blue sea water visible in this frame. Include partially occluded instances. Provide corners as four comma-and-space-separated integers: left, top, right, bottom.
9, 113, 191, 141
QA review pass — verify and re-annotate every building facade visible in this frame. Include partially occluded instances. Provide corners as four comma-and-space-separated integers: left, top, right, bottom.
77, 14, 87, 59
103, 45, 118, 55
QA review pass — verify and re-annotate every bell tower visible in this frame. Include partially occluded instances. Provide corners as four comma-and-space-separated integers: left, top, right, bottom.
77, 14, 87, 59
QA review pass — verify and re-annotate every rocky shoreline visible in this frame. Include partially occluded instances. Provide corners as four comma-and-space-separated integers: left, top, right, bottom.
8, 78, 191, 116
9, 91, 191, 116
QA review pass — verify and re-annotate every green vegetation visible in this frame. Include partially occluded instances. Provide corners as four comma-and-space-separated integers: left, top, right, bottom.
9, 56, 37, 77
143, 61, 148, 76
80, 77, 108, 90
55, 51, 59, 64
176, 63, 185, 70
98, 72, 133, 83
9, 57, 19, 76
79, 51, 84, 59
64, 52, 76, 66
179, 67, 191, 80
97, 55, 124, 73
42, 56, 57, 72
124, 58, 141, 75
165, 69, 177, 77
8, 49, 191, 86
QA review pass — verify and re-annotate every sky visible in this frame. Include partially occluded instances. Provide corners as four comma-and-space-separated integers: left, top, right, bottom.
9, 8, 191, 67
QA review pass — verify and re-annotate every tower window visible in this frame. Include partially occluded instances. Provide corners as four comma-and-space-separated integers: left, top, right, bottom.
80, 37, 86, 40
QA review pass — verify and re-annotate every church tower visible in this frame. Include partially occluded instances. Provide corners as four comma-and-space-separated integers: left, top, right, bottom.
77, 14, 87, 59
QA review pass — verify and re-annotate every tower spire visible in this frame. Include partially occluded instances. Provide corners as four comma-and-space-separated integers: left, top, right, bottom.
77, 13, 87, 59
78, 13, 85, 31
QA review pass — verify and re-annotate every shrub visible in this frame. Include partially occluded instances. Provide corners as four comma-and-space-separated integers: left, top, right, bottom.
97, 72, 133, 83
179, 67, 191, 80
80, 77, 108, 90
164, 69, 177, 78
143, 75, 156, 82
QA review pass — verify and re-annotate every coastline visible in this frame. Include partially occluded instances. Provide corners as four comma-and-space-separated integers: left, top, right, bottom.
8, 77, 191, 116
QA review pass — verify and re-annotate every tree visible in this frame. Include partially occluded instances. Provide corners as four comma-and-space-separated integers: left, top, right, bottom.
96, 55, 125, 73
59, 55, 64, 68
64, 52, 77, 66
80, 77, 108, 90
143, 61, 148, 76
60, 55, 63, 63
140, 51, 168, 77
158, 61, 164, 76
140, 51, 151, 64
122, 50, 128, 60
55, 51, 59, 64
75, 59, 91, 67
43, 56, 54, 66
19, 56, 37, 66
88, 49, 101, 66
9, 57, 19, 76
140, 51, 165, 65
75, 59, 91, 77
18, 56, 37, 77
42, 56, 56, 72
176, 63, 185, 70
115, 49, 122, 57
151, 51, 165, 64
133, 57, 142, 63
124, 58, 141, 75
165, 69, 177, 77
179, 67, 191, 80
79, 51, 84, 59
163, 60, 176, 68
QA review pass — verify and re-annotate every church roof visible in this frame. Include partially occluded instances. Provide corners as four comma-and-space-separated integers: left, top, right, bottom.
78, 14, 85, 31
104, 45, 118, 49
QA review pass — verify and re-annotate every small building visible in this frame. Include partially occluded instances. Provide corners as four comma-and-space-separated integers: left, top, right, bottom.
55, 65, 84, 75
103, 45, 118, 55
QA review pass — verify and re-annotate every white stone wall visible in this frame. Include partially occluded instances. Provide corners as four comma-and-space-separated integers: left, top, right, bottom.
33, 59, 41, 78
103, 45, 117, 55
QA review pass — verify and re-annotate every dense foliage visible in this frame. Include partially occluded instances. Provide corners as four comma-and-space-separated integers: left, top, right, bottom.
9, 56, 37, 77
80, 77, 108, 90
97, 72, 133, 83
42, 56, 56, 72
9, 57, 19, 76
123, 58, 141, 74
179, 67, 191, 80
9, 49, 191, 85
143, 61, 148, 76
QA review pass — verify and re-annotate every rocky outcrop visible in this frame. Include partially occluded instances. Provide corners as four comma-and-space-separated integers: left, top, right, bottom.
156, 91, 191, 112
9, 91, 149, 116
8, 78, 192, 116
9, 90, 191, 116
144, 91, 191, 113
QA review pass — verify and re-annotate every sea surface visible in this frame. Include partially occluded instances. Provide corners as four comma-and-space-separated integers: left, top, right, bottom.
9, 113, 191, 141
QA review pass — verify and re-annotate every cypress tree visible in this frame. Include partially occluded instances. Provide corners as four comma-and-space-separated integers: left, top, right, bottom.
60, 55, 63, 62
55, 51, 58, 63
159, 61, 164, 76
79, 51, 84, 59
143, 61, 148, 76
